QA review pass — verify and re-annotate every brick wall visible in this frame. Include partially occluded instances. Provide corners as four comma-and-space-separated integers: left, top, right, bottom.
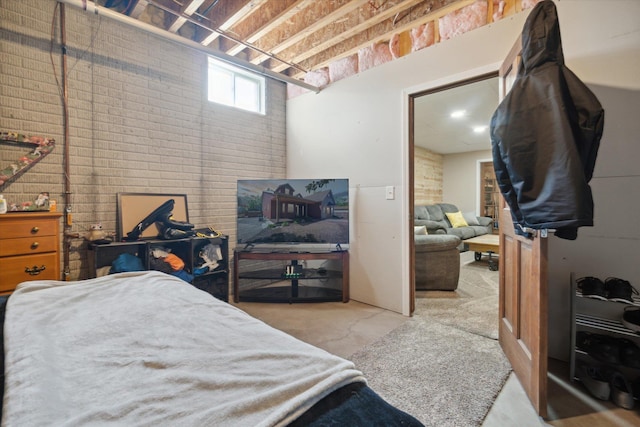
414, 146, 442, 205
0, 0, 286, 280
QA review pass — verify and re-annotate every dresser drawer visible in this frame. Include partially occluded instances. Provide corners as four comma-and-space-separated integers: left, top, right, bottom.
0, 235, 58, 257
0, 216, 58, 238
0, 253, 60, 292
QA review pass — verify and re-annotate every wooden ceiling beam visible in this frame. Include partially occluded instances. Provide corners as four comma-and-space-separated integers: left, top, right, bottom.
289, 0, 475, 78
200, 0, 269, 46
247, 0, 368, 65
127, 0, 150, 19
225, 0, 314, 57
269, 0, 429, 73
167, 0, 207, 33
103, 0, 510, 86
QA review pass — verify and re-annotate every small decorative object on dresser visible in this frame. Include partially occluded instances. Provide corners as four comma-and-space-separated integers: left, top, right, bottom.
0, 212, 62, 294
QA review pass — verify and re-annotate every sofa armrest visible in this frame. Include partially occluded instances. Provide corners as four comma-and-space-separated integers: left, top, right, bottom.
415, 235, 461, 252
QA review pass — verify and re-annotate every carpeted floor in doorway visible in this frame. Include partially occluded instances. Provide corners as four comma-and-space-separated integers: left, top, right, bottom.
349, 252, 509, 426
415, 252, 499, 340
349, 315, 511, 427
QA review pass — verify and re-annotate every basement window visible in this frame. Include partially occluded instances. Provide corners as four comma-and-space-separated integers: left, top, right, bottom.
208, 57, 265, 114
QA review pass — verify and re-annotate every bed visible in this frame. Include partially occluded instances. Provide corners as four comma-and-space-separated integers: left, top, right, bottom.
1, 271, 422, 426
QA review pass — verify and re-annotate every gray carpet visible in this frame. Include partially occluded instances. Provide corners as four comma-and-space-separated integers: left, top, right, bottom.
415, 251, 499, 340
349, 252, 510, 426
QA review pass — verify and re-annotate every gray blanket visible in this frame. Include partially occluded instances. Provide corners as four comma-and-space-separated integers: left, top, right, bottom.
2, 271, 364, 426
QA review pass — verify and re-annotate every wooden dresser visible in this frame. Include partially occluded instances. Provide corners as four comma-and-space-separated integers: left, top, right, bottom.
0, 212, 62, 294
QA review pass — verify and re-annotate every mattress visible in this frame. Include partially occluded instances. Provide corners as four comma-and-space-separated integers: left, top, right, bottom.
1, 271, 422, 426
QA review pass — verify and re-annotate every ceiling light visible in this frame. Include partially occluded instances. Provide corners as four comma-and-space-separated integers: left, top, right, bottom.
450, 110, 466, 118
473, 126, 488, 133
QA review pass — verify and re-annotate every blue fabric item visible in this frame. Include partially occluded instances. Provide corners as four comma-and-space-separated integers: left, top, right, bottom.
109, 253, 144, 274
193, 266, 209, 276
288, 382, 424, 426
171, 270, 194, 283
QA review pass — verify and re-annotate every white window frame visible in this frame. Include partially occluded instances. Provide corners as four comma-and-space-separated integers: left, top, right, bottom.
207, 57, 266, 114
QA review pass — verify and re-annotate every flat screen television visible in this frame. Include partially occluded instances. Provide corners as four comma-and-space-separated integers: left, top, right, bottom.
237, 178, 349, 251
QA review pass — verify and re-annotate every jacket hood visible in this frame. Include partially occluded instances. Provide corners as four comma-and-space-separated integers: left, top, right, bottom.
520, 0, 564, 74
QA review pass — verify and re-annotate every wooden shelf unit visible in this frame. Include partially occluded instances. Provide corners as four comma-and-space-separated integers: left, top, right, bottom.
88, 235, 229, 301
569, 273, 640, 382
480, 161, 500, 232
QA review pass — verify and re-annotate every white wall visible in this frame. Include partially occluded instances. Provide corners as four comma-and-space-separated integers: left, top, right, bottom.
442, 150, 492, 214
287, 12, 529, 314
547, 82, 640, 360
287, 0, 640, 359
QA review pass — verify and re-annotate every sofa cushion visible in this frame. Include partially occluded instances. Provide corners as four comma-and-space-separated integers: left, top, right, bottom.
463, 211, 480, 226
414, 205, 430, 220
415, 219, 447, 232
437, 203, 460, 214
446, 227, 476, 240
438, 203, 460, 227
425, 204, 445, 221
470, 225, 490, 236
477, 216, 493, 227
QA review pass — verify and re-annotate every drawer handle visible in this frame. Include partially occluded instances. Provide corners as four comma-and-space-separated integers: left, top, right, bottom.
25, 265, 46, 276
31, 242, 39, 249
31, 226, 40, 234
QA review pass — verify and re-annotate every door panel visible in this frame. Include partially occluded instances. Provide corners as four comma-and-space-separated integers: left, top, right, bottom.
497, 35, 548, 418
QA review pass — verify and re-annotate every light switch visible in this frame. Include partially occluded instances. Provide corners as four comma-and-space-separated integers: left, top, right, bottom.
385, 186, 395, 200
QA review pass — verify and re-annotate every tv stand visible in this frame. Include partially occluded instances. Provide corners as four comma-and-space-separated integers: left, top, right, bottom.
233, 250, 349, 303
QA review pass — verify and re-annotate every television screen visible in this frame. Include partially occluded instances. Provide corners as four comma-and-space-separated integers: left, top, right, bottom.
237, 178, 349, 249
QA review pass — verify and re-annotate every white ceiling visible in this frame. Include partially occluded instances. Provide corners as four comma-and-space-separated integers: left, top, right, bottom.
414, 76, 499, 154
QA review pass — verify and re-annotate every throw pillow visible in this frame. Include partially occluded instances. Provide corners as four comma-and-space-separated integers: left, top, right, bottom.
463, 211, 480, 226
414, 225, 428, 235
445, 211, 469, 228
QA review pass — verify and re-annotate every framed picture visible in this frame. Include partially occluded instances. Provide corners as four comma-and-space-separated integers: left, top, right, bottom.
116, 193, 189, 241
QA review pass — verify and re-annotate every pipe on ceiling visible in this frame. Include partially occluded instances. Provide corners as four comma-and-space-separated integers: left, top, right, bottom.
56, 0, 320, 93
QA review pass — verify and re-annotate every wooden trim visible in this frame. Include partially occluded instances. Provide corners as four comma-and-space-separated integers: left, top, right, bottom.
409, 93, 416, 315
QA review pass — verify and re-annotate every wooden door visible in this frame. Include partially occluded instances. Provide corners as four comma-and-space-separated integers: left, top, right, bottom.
496, 36, 549, 418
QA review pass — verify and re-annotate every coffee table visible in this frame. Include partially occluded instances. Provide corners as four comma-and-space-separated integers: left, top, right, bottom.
465, 234, 499, 271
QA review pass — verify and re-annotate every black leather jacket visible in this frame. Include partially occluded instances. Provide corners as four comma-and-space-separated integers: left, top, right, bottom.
490, 0, 604, 240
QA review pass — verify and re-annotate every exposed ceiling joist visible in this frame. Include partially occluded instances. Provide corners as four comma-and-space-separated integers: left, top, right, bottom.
248, 0, 369, 66
88, 0, 522, 89
167, 0, 206, 33
201, 0, 269, 46
270, 0, 427, 73
291, 0, 475, 78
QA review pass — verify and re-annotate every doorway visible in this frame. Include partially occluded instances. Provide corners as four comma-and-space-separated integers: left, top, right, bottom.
410, 73, 499, 336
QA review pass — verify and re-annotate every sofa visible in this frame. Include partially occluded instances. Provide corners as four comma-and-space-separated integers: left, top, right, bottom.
414, 203, 493, 242
414, 233, 461, 291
